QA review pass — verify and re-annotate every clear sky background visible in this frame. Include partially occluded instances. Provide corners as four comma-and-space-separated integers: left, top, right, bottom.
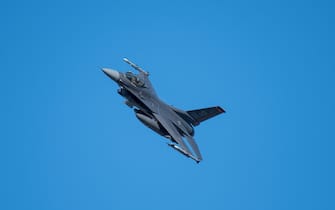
1, 0, 334, 210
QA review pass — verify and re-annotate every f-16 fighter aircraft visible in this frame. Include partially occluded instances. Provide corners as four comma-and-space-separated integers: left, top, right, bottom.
102, 58, 225, 163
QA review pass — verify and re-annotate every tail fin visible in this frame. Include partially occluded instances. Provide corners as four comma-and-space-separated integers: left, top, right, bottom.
187, 106, 225, 126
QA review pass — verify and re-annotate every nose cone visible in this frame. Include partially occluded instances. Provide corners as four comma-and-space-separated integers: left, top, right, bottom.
102, 68, 120, 82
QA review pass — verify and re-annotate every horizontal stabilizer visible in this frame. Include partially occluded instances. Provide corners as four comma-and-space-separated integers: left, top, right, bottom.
187, 106, 225, 126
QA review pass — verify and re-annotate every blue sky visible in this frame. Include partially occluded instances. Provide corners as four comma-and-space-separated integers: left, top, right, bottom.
1, 0, 334, 209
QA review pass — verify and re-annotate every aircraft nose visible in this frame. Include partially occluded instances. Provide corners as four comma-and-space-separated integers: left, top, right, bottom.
102, 68, 120, 82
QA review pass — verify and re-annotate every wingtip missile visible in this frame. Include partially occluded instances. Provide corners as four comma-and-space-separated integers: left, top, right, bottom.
168, 143, 190, 157
123, 57, 149, 76
123, 57, 130, 64
167, 143, 201, 163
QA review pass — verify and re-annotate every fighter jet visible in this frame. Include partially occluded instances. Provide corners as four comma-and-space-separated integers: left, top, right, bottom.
102, 58, 225, 163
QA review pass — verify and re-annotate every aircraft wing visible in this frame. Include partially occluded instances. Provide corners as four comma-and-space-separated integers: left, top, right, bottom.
184, 135, 202, 161
152, 113, 192, 156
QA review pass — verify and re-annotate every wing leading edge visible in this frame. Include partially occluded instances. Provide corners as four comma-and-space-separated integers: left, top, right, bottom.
184, 135, 202, 162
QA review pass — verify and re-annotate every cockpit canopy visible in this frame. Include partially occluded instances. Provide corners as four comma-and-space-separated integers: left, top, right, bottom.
125, 71, 145, 87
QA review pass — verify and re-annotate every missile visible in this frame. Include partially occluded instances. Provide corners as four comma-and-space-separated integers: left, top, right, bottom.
123, 58, 149, 75
167, 143, 191, 157
167, 143, 201, 163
